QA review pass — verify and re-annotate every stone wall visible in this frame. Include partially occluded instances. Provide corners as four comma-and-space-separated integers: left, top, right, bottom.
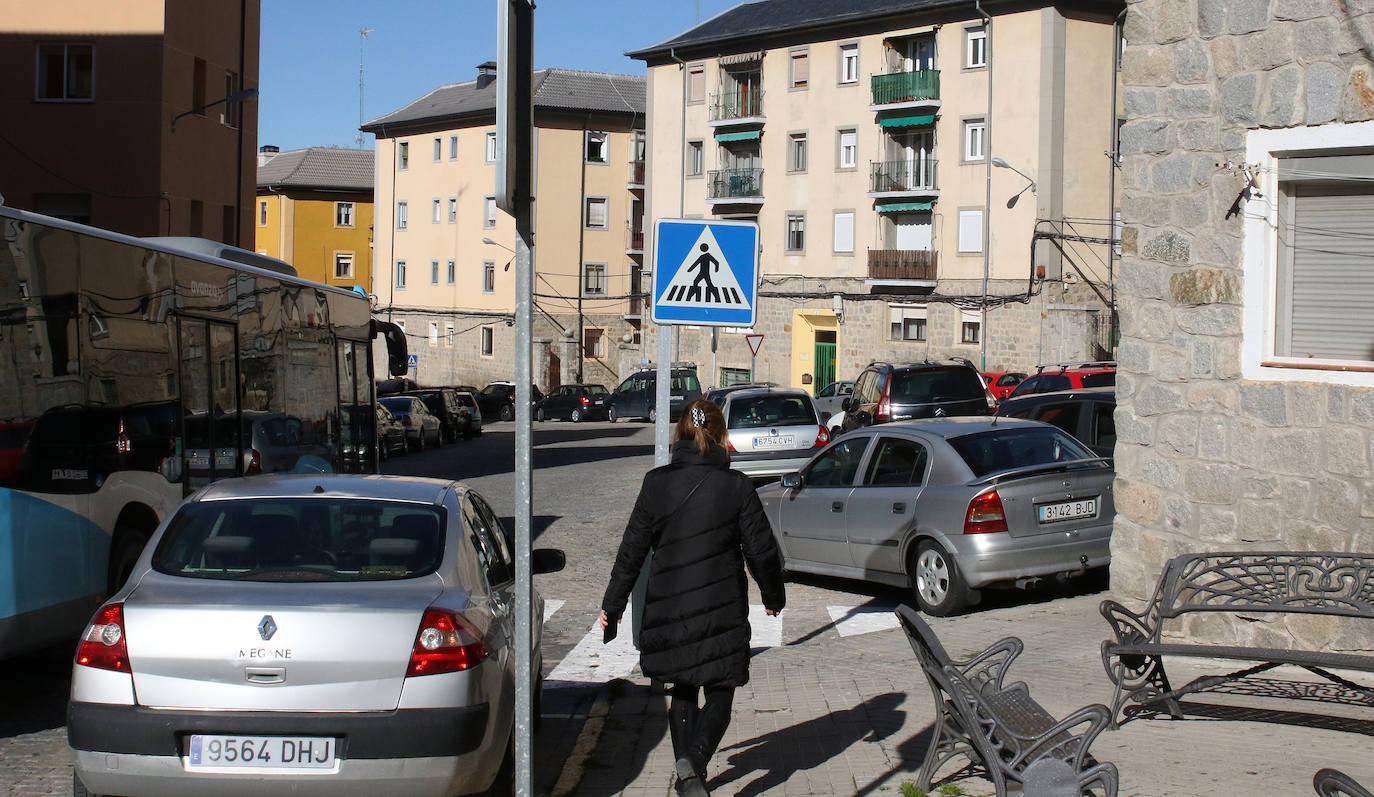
1114, 0, 1374, 647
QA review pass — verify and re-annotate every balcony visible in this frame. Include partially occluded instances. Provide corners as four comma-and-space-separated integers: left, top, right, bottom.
708, 90, 765, 127
869, 70, 941, 111
867, 249, 938, 286
625, 292, 645, 319
707, 168, 764, 206
628, 160, 645, 188
868, 159, 939, 199
626, 228, 644, 254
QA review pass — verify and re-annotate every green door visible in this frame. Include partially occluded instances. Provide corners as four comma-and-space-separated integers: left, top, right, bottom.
814, 341, 836, 391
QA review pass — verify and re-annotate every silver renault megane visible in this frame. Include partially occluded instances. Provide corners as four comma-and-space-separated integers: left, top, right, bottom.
68, 474, 564, 797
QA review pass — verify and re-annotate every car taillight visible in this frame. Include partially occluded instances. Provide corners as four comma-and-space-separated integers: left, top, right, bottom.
813, 427, 830, 447
76, 603, 129, 672
875, 379, 893, 422
406, 608, 488, 676
985, 387, 998, 413
115, 419, 132, 454
964, 491, 1009, 534
246, 448, 262, 475
579, 396, 589, 405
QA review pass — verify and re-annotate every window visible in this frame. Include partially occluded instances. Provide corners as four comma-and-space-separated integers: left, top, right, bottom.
430, 260, 440, 284
583, 263, 608, 297
441, 259, 453, 285
585, 131, 609, 163
958, 209, 983, 253
485, 131, 497, 163
396, 201, 408, 230
789, 133, 807, 173
840, 43, 860, 84
966, 26, 988, 68
431, 198, 441, 224
222, 72, 241, 128
687, 140, 704, 176
258, 201, 267, 226
36, 43, 93, 101
335, 252, 354, 279
584, 197, 608, 229
785, 213, 805, 252
398, 141, 409, 170
481, 327, 494, 357
448, 197, 458, 223
803, 437, 868, 487
964, 118, 986, 161
789, 49, 809, 89
484, 196, 497, 228
863, 438, 928, 486
433, 137, 442, 161
449, 135, 459, 160
583, 328, 606, 359
429, 322, 439, 346
483, 261, 496, 293
395, 259, 407, 289
889, 304, 927, 341
961, 309, 981, 344
833, 211, 855, 253
444, 324, 454, 346
838, 129, 857, 169
688, 64, 705, 103
336, 201, 354, 227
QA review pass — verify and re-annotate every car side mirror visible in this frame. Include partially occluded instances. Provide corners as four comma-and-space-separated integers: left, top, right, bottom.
841, 397, 852, 412
780, 472, 802, 489
532, 548, 566, 575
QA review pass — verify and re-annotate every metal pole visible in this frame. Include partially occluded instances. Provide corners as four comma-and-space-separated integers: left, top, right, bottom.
976, 0, 993, 371
750, 351, 756, 383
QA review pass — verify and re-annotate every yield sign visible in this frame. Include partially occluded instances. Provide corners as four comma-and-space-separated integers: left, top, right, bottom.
746, 334, 764, 356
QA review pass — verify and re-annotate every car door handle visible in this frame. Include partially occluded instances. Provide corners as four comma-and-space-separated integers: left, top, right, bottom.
831, 501, 844, 512
892, 502, 906, 514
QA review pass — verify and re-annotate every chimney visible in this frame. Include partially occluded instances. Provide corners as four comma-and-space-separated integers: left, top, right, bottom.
476, 61, 497, 90
257, 144, 280, 167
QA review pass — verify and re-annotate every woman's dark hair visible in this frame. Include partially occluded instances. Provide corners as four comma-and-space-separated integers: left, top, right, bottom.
674, 399, 727, 454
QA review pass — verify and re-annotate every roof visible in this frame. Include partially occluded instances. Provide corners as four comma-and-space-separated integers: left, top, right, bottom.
361, 68, 645, 134
256, 148, 374, 192
627, 0, 1123, 62
194, 473, 456, 505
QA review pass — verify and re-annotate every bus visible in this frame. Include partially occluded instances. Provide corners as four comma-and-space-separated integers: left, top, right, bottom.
0, 205, 407, 658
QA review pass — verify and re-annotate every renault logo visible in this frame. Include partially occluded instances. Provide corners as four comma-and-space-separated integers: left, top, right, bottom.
258, 615, 278, 641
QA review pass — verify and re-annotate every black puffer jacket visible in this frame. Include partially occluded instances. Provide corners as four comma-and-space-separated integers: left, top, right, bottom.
602, 441, 786, 688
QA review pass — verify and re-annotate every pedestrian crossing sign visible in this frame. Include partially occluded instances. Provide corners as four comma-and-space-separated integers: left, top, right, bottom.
651, 218, 759, 327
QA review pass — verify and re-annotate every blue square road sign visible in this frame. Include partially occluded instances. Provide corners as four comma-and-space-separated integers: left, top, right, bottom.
651, 218, 759, 327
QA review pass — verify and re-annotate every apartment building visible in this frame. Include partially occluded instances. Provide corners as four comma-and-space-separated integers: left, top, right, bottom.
629, 0, 1123, 391
361, 63, 646, 390
255, 146, 375, 292
0, 0, 259, 243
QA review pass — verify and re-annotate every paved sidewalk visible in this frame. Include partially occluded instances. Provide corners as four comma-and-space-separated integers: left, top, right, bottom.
555, 590, 1374, 796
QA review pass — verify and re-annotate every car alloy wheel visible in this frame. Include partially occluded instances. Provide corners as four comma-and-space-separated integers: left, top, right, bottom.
608, 406, 618, 423
500, 404, 514, 422
570, 408, 582, 423
910, 540, 970, 616
648, 407, 657, 423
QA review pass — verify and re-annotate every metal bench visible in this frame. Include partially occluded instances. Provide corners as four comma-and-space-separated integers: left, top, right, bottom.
1315, 768, 1374, 797
895, 605, 1119, 797
1100, 551, 1374, 727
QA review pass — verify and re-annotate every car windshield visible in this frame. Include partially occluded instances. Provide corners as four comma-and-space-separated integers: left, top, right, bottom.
379, 397, 411, 414
152, 498, 445, 582
585, 385, 609, 395
1080, 372, 1116, 388
728, 395, 817, 428
949, 427, 1097, 477
891, 367, 986, 403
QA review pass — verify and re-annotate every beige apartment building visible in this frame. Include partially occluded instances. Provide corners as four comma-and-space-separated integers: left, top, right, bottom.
630, 0, 1124, 391
361, 64, 646, 390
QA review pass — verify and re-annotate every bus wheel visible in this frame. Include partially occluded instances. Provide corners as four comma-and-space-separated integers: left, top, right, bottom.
107, 528, 149, 594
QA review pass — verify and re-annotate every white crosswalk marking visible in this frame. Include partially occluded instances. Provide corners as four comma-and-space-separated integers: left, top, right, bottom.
749, 604, 782, 648
542, 599, 565, 623
826, 605, 900, 637
545, 602, 641, 687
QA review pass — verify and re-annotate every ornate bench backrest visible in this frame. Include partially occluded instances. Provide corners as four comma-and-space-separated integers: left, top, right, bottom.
1157, 552, 1374, 620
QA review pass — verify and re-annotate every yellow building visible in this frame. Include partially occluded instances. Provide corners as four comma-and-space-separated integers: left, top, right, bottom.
362, 63, 646, 390
255, 147, 375, 294
630, 0, 1123, 391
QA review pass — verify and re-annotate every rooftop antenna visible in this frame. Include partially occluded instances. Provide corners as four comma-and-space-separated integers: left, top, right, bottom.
355, 27, 374, 149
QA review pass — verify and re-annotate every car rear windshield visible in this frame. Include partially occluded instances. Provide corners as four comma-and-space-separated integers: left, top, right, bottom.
379, 397, 411, 414
585, 385, 609, 395
891, 367, 986, 404
1079, 372, 1116, 388
949, 427, 1097, 477
152, 498, 445, 582
728, 395, 818, 428
671, 372, 701, 393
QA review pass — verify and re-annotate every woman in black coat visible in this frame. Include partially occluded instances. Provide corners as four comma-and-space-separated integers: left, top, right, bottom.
601, 399, 786, 797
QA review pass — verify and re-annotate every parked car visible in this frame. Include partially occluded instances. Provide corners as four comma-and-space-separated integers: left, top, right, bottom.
477, 382, 545, 422
453, 391, 483, 438
68, 473, 567, 797
403, 387, 469, 443
18, 401, 181, 493
1004, 362, 1117, 400
979, 371, 1028, 402
839, 361, 992, 435
339, 403, 406, 471
535, 384, 609, 422
757, 417, 1114, 616
606, 365, 702, 423
812, 380, 855, 422
379, 396, 443, 451
704, 382, 777, 406
996, 388, 1116, 459
720, 387, 828, 482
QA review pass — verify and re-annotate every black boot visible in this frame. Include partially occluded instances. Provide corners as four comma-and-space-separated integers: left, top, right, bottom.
675, 754, 709, 797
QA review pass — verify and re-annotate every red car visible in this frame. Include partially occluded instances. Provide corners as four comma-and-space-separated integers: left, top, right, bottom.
979, 371, 1028, 401
1005, 362, 1116, 399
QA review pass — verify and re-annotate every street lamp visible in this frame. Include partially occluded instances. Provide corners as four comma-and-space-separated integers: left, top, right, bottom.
482, 236, 515, 270
171, 88, 259, 131
991, 157, 1036, 208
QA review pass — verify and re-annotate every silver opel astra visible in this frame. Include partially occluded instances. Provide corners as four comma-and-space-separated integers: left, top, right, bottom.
68, 474, 564, 797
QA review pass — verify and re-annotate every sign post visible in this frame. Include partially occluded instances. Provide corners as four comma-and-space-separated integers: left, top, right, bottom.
745, 333, 764, 383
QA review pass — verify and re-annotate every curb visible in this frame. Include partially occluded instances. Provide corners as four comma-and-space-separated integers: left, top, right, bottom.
550, 681, 622, 797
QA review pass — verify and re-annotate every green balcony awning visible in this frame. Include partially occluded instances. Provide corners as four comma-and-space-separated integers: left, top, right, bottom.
879, 114, 936, 128
715, 130, 761, 142
876, 201, 933, 212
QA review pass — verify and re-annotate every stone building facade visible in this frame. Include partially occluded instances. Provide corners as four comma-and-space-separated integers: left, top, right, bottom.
1113, 0, 1374, 651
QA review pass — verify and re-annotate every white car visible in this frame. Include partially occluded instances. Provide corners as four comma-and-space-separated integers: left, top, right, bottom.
721, 387, 830, 482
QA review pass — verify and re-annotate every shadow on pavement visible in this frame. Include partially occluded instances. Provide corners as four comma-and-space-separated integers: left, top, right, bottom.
566, 679, 668, 796
0, 642, 73, 737
497, 514, 560, 543
782, 565, 1110, 617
